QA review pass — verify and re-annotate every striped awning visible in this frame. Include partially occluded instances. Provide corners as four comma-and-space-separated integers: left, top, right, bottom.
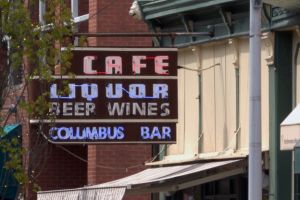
37, 159, 244, 200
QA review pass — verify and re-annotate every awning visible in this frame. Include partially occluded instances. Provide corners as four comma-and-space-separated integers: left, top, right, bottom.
281, 103, 300, 150
37, 159, 245, 200
0, 124, 21, 200
37, 187, 126, 200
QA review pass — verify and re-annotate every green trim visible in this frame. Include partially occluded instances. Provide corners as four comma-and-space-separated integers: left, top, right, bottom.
276, 32, 293, 200
269, 32, 293, 200
294, 142, 300, 174
269, 64, 277, 199
140, 0, 237, 20
0, 124, 21, 200
139, 1, 300, 47
3, 124, 21, 135
1, 124, 21, 140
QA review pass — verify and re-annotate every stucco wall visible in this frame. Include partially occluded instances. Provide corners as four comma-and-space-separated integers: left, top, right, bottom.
167, 35, 272, 157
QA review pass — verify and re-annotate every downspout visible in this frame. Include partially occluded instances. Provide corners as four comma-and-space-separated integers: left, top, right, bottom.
293, 42, 300, 107
192, 47, 203, 153
71, 0, 79, 46
229, 38, 240, 151
39, 0, 45, 25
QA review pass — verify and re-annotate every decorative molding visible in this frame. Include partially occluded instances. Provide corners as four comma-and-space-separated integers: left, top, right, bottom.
228, 38, 239, 68
261, 32, 274, 65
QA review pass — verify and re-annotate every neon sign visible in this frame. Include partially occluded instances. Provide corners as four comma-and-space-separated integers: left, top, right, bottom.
30, 48, 178, 143
83, 55, 169, 75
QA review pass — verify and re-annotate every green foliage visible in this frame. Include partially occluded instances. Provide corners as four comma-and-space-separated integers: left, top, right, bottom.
0, 0, 75, 197
0, 128, 27, 185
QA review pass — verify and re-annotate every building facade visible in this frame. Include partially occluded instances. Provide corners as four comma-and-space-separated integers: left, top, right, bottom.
22, 0, 300, 200
14, 1, 153, 200
133, 0, 300, 199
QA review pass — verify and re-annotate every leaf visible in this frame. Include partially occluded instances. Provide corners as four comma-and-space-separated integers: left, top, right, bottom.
0, 0, 74, 196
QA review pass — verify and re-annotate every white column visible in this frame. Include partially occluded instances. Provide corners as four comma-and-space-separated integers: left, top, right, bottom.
248, 0, 262, 200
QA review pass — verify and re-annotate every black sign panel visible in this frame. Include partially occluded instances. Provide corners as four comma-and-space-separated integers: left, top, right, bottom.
34, 123, 176, 143
30, 48, 178, 144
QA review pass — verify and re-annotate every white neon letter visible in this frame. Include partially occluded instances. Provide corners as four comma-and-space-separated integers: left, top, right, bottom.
132, 56, 146, 74
105, 56, 122, 74
50, 84, 76, 99
83, 56, 97, 74
81, 84, 98, 101
129, 84, 145, 98
106, 83, 123, 98
153, 84, 168, 99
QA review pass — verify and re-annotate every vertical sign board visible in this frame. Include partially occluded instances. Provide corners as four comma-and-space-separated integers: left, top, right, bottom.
30, 47, 178, 144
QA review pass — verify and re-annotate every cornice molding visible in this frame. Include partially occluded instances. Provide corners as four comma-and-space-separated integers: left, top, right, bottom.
261, 32, 274, 66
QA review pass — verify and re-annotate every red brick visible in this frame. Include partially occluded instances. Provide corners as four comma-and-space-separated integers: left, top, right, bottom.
15, 1, 153, 199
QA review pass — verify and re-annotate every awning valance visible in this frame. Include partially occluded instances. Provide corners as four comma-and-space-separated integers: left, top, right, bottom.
37, 187, 126, 200
37, 159, 244, 200
281, 103, 300, 150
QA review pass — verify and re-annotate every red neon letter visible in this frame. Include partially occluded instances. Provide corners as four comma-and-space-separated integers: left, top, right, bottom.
155, 56, 169, 75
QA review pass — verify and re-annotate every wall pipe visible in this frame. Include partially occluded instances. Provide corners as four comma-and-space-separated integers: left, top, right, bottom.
248, 0, 262, 200
39, 0, 45, 25
71, 0, 79, 46
73, 32, 213, 38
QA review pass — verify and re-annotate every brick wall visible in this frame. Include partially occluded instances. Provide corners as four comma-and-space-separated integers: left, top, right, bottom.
24, 62, 88, 195
78, 0, 89, 33
25, 1, 90, 199
88, 0, 151, 47
35, 145, 87, 190
88, 145, 152, 200
19, 1, 90, 199
3, 0, 153, 199
87, 0, 152, 200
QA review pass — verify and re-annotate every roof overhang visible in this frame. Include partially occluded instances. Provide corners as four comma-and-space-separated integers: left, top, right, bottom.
37, 159, 245, 200
139, 0, 238, 20
146, 150, 248, 166
137, 0, 300, 47
263, 0, 300, 10
281, 104, 300, 150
